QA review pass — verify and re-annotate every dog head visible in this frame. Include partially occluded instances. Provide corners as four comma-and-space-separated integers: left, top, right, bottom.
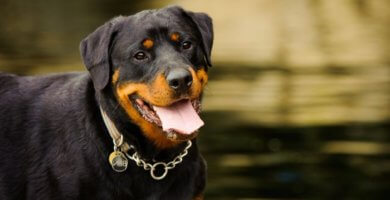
80, 6, 213, 148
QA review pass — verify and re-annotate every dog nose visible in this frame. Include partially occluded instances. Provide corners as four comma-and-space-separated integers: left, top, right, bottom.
166, 68, 193, 92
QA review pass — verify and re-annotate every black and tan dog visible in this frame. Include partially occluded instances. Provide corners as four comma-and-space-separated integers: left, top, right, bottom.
0, 6, 213, 200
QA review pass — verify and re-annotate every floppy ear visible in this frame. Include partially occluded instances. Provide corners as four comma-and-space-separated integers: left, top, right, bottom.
185, 11, 214, 67
80, 17, 123, 90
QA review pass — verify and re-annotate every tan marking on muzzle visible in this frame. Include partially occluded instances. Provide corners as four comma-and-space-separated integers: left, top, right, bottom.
189, 67, 208, 99
114, 68, 207, 148
115, 73, 184, 148
112, 69, 120, 85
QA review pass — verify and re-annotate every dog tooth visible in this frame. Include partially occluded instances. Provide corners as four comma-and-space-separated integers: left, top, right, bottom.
167, 132, 177, 140
142, 105, 150, 112
136, 99, 144, 106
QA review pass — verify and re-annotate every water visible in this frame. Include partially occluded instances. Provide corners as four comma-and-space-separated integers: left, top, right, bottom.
0, 0, 389, 199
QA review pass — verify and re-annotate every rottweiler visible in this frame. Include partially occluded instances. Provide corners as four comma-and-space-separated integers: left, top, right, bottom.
0, 5, 213, 200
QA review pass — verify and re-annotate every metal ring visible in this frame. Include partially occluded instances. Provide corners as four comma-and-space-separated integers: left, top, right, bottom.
150, 162, 168, 180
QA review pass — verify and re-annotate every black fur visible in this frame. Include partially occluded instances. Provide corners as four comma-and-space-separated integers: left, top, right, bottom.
0, 6, 212, 200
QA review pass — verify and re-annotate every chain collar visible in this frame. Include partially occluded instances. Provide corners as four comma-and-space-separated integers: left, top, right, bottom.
125, 140, 192, 180
99, 107, 192, 180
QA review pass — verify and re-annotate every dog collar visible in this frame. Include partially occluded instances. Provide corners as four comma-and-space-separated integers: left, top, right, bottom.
99, 106, 192, 180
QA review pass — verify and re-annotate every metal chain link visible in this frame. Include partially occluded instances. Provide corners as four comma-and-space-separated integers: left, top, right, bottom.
124, 140, 192, 180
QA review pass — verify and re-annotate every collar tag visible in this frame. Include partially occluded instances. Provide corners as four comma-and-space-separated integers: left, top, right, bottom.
109, 150, 128, 172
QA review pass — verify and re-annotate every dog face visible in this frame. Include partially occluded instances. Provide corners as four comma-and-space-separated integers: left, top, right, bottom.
80, 6, 213, 148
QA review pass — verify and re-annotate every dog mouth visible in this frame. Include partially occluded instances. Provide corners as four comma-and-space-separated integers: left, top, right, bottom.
131, 96, 203, 139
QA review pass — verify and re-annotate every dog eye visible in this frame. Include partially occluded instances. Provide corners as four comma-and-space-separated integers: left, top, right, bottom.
134, 52, 147, 60
182, 41, 192, 50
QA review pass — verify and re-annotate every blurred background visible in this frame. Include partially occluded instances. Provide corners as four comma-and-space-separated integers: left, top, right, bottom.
0, 0, 389, 199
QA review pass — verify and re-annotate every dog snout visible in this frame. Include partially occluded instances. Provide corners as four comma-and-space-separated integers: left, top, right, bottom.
166, 67, 193, 93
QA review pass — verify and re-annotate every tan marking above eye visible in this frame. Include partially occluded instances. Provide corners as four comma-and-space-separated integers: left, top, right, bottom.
142, 39, 154, 49
170, 33, 180, 42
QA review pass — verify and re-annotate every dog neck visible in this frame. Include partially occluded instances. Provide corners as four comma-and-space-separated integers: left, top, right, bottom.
99, 106, 131, 152
99, 106, 193, 180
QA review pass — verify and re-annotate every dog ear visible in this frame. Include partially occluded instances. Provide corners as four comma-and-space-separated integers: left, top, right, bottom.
185, 11, 214, 67
80, 17, 123, 90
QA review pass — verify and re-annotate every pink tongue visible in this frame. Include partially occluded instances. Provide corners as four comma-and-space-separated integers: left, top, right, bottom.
153, 100, 204, 135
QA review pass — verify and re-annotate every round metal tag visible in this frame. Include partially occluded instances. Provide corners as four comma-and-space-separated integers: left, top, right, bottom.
109, 151, 128, 172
